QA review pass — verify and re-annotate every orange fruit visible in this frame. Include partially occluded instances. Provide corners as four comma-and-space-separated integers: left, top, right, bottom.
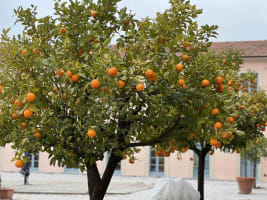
189, 132, 196, 139
228, 80, 234, 86
0, 85, 2, 94
24, 109, 33, 118
222, 59, 226, 64
232, 62, 236, 67
12, 113, 18, 119
21, 49, 27, 56
118, 80, 126, 88
149, 72, 156, 82
226, 133, 233, 139
56, 70, 60, 76
176, 64, 183, 72
211, 108, 220, 116
216, 141, 222, 148
214, 122, 223, 129
129, 159, 134, 164
216, 76, 224, 84
145, 69, 154, 78
177, 79, 185, 86
67, 70, 72, 78
183, 54, 190, 62
34, 132, 41, 139
15, 100, 23, 107
220, 131, 228, 138
136, 83, 145, 92
15, 160, 24, 168
240, 105, 246, 109
26, 93, 36, 102
201, 80, 210, 87
265, 122, 267, 126
88, 129, 96, 138
91, 10, 98, 18
183, 41, 189, 47
210, 138, 217, 146
21, 122, 27, 130
228, 117, 234, 123
60, 68, 65, 76
234, 114, 238, 118
228, 86, 233, 91
156, 149, 163, 157
60, 27, 67, 34
108, 67, 118, 77
256, 123, 260, 127
164, 151, 170, 157
181, 147, 189, 153
71, 74, 79, 83
91, 80, 100, 89
32, 49, 40, 55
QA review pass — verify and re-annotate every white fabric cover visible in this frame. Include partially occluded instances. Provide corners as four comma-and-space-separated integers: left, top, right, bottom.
149, 178, 200, 200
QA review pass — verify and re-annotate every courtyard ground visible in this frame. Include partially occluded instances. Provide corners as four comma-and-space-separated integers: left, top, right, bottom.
0, 172, 267, 200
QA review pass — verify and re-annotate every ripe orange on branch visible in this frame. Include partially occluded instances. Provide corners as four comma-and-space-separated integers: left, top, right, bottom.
24, 109, 33, 118
67, 70, 72, 78
216, 76, 224, 84
71, 74, 79, 83
201, 80, 210, 87
21, 49, 27, 55
88, 129, 96, 138
177, 79, 185, 86
108, 67, 118, 77
145, 69, 154, 78
228, 117, 234, 123
118, 80, 126, 88
15, 160, 24, 168
214, 122, 223, 129
91, 10, 98, 18
34, 132, 41, 139
26, 93, 36, 102
176, 64, 183, 72
91, 80, 100, 89
15, 100, 23, 107
183, 54, 190, 62
136, 83, 144, 92
60, 27, 67, 34
211, 108, 220, 116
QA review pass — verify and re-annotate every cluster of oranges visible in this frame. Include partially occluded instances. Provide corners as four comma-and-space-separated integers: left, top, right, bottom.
210, 138, 221, 148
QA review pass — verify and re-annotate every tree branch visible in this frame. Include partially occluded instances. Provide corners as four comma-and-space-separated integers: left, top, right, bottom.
126, 117, 181, 148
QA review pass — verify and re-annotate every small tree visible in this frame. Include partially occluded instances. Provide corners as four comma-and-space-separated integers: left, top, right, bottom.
0, 0, 219, 199
241, 136, 267, 188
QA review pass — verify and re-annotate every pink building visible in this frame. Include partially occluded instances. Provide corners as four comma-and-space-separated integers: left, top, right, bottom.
1, 40, 267, 181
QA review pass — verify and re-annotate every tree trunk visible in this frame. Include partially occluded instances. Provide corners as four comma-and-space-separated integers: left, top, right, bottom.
244, 145, 247, 178
86, 152, 122, 200
253, 161, 257, 188
198, 152, 206, 200
86, 162, 103, 200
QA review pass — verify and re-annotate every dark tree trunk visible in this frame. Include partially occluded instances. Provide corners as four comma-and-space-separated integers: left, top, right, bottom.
191, 145, 210, 200
253, 161, 257, 188
244, 145, 247, 178
86, 152, 122, 200
198, 152, 206, 200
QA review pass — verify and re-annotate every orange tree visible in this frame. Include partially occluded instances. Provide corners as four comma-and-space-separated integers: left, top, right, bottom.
0, 0, 219, 199
154, 49, 263, 200
232, 90, 267, 177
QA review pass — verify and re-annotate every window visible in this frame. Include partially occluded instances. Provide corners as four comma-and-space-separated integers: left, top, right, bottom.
150, 149, 164, 176
29, 152, 39, 172
193, 153, 210, 179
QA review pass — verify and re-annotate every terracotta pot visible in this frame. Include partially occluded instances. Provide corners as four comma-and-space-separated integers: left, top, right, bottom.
236, 177, 255, 194
0, 188, 15, 199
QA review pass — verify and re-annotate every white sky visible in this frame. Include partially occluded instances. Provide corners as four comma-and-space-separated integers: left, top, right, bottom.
0, 0, 267, 42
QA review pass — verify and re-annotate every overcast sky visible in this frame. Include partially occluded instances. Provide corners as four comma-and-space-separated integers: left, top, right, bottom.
0, 0, 267, 42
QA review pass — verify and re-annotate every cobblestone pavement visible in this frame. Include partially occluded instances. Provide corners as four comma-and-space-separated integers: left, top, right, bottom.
1, 172, 267, 200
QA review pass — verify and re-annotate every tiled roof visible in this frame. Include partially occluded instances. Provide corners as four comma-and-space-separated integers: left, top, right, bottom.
211, 40, 267, 57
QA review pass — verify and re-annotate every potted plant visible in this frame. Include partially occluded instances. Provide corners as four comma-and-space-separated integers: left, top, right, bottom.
0, 175, 15, 200
235, 90, 267, 194
241, 136, 267, 189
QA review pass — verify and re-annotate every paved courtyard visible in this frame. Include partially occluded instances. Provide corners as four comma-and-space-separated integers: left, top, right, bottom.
1, 172, 267, 200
